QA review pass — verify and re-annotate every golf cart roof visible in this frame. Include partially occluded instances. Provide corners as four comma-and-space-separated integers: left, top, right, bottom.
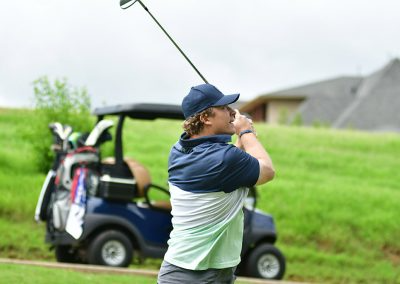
93, 103, 184, 120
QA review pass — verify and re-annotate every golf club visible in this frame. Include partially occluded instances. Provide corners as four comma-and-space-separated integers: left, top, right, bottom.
119, 0, 209, 84
49, 122, 73, 151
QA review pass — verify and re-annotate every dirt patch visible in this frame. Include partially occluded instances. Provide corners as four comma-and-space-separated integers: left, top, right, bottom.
381, 244, 400, 265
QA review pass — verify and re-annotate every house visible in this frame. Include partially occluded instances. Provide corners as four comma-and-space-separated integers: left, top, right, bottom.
240, 59, 400, 131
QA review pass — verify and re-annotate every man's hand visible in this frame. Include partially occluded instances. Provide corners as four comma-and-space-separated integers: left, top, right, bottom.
233, 110, 275, 185
233, 109, 253, 135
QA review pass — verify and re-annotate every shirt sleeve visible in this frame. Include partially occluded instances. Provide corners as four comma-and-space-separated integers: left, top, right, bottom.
219, 145, 260, 193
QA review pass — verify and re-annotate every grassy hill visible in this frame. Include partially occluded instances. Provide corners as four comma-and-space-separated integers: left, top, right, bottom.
0, 108, 399, 283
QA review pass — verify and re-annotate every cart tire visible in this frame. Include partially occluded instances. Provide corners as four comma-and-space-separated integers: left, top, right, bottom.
245, 244, 285, 280
87, 230, 133, 267
55, 245, 79, 263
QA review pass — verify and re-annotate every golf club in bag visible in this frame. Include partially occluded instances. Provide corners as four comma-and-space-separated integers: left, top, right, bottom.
119, 0, 209, 84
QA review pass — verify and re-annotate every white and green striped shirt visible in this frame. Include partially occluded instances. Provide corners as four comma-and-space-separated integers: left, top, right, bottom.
164, 184, 249, 270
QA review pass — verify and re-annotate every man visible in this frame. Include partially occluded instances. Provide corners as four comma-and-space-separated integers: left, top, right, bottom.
158, 83, 275, 283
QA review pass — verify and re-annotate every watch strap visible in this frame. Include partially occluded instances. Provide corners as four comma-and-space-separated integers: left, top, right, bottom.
239, 129, 254, 138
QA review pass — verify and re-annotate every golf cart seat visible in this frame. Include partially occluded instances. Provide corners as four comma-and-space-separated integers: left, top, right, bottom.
148, 199, 171, 211
102, 157, 151, 197
101, 157, 172, 211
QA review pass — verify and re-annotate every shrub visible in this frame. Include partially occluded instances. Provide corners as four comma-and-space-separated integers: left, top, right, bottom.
291, 113, 303, 126
312, 120, 330, 128
30, 76, 93, 172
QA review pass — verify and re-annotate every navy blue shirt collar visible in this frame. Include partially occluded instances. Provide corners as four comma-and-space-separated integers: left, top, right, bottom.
179, 132, 232, 148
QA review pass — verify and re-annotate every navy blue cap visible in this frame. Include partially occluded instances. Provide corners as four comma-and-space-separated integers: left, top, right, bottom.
182, 84, 240, 119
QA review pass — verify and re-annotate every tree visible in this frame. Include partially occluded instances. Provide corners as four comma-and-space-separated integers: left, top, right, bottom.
30, 76, 93, 172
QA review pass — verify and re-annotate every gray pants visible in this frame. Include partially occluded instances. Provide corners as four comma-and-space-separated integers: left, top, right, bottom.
157, 261, 237, 284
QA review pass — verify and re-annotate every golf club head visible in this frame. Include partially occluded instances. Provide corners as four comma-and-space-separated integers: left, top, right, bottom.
49, 122, 64, 140
59, 125, 72, 140
120, 0, 138, 9
61, 125, 73, 150
85, 120, 114, 147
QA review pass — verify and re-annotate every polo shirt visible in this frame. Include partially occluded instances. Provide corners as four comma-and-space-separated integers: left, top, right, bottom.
164, 133, 260, 270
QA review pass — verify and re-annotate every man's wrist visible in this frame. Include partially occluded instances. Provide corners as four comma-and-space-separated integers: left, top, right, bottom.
239, 129, 255, 138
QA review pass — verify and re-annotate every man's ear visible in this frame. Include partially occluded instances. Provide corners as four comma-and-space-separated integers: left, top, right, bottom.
200, 113, 213, 126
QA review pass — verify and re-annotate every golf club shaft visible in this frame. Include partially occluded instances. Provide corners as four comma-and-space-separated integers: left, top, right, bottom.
137, 0, 209, 84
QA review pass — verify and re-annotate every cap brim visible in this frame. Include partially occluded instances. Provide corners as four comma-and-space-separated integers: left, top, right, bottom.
211, 93, 240, 107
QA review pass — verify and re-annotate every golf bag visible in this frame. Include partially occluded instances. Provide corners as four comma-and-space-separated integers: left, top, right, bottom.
50, 146, 100, 238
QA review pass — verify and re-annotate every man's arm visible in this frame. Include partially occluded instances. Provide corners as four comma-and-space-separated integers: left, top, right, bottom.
233, 110, 275, 185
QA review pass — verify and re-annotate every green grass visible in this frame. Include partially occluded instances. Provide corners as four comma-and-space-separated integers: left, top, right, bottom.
0, 263, 254, 283
0, 263, 156, 284
0, 108, 400, 283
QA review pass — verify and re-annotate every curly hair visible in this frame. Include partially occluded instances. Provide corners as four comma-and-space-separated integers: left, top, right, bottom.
183, 107, 215, 136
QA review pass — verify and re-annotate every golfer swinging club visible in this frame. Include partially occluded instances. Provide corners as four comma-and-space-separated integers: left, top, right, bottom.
158, 83, 275, 283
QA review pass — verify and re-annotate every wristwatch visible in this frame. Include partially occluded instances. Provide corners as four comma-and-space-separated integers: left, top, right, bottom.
239, 129, 255, 138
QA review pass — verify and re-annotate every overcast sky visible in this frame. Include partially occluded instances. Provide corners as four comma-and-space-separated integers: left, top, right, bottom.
0, 0, 399, 109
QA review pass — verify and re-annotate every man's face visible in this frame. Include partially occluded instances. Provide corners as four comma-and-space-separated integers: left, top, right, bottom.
207, 105, 236, 135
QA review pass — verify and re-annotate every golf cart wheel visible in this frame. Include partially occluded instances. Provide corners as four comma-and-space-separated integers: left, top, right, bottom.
245, 244, 285, 280
87, 230, 133, 267
55, 245, 79, 263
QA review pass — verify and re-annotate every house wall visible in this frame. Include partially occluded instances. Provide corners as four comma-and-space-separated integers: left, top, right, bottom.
245, 104, 266, 121
267, 100, 302, 124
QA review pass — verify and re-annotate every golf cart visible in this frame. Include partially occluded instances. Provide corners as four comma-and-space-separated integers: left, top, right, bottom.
34, 103, 286, 280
